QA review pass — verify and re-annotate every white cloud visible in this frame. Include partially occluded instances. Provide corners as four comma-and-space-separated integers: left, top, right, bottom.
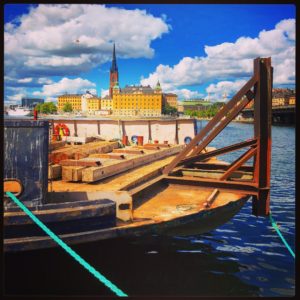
33, 77, 97, 101
169, 89, 204, 100
7, 93, 26, 103
101, 89, 109, 97
141, 18, 295, 98
18, 77, 32, 83
205, 80, 247, 102
38, 78, 54, 84
5, 4, 169, 82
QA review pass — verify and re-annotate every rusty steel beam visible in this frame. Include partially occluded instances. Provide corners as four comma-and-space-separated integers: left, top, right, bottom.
162, 76, 258, 175
219, 147, 257, 180
190, 95, 254, 158
252, 57, 273, 216
164, 176, 258, 195
176, 138, 257, 168
191, 163, 254, 173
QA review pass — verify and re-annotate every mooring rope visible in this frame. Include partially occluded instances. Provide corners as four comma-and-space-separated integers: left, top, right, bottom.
5, 192, 128, 297
269, 212, 295, 259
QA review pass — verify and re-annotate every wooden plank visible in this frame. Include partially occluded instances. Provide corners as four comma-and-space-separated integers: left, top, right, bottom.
113, 149, 144, 155
133, 145, 160, 150
60, 160, 102, 167
62, 166, 87, 182
143, 143, 170, 148
49, 141, 66, 151
49, 141, 119, 164
88, 153, 125, 160
82, 145, 184, 183
48, 164, 62, 180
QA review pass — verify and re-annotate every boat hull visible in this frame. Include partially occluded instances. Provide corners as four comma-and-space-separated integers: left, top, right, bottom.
4, 196, 249, 252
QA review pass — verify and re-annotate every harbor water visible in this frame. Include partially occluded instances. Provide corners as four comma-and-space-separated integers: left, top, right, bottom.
4, 120, 295, 296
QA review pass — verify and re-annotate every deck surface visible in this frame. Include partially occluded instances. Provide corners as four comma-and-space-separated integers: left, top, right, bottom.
133, 183, 245, 222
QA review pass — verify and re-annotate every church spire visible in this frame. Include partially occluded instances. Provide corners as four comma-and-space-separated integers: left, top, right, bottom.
109, 43, 119, 98
110, 43, 118, 72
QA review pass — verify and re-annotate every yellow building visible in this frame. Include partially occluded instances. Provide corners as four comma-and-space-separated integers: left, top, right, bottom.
163, 93, 178, 109
101, 97, 113, 111
57, 94, 82, 111
58, 92, 101, 112
112, 82, 162, 117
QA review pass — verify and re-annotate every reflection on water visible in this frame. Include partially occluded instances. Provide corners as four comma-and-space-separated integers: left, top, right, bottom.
4, 121, 295, 296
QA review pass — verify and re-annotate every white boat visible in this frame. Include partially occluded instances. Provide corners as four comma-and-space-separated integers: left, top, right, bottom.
7, 106, 32, 116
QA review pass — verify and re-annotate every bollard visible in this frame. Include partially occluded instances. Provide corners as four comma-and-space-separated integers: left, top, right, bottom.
154, 140, 159, 144
164, 140, 168, 144
137, 136, 144, 146
33, 109, 38, 120
122, 135, 128, 146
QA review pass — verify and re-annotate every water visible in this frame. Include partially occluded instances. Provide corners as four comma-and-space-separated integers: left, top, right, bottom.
4, 121, 295, 296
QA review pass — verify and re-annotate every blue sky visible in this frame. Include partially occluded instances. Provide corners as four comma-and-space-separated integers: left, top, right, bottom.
4, 4, 295, 104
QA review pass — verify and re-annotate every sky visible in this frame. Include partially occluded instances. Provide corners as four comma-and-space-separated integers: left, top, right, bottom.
4, 4, 295, 104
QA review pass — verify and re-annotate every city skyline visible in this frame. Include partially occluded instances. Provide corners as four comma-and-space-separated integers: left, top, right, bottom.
4, 4, 295, 104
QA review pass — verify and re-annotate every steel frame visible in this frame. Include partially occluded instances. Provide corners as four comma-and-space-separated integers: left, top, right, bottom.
162, 57, 272, 216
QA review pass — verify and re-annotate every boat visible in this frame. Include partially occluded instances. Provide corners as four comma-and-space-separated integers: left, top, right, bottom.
7, 106, 32, 116
3, 57, 272, 252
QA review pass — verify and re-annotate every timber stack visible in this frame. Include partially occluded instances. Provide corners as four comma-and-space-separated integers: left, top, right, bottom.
48, 139, 184, 183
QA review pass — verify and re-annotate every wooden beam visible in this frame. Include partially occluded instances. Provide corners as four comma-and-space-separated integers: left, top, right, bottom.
60, 159, 102, 167
113, 149, 145, 155
82, 145, 184, 183
88, 153, 125, 160
62, 166, 87, 181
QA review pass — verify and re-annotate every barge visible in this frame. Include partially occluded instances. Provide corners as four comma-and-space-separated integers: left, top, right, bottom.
3, 57, 272, 252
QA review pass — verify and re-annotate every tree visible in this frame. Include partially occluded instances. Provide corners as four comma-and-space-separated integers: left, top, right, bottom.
35, 103, 42, 113
40, 102, 57, 114
63, 102, 73, 112
162, 104, 177, 115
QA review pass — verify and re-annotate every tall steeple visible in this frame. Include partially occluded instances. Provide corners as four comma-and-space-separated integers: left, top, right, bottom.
110, 43, 118, 72
109, 43, 119, 98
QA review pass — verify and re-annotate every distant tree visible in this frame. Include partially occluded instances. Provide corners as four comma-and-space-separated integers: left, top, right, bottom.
35, 103, 42, 113
162, 104, 177, 115
40, 102, 57, 114
63, 102, 73, 112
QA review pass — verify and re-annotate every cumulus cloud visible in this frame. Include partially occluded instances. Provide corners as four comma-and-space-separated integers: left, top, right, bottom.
101, 89, 109, 97
205, 80, 247, 102
32, 77, 97, 101
141, 18, 295, 99
5, 4, 169, 83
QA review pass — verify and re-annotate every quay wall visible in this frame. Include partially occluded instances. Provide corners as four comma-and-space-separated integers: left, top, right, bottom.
50, 118, 197, 144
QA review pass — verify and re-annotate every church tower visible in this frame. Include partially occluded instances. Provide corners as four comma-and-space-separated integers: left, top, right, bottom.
109, 43, 119, 98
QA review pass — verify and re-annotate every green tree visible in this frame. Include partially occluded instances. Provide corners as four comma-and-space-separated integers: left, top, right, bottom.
40, 102, 57, 114
35, 103, 42, 113
162, 104, 178, 115
63, 102, 73, 112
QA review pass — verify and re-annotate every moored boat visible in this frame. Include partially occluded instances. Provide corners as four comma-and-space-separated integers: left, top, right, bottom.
3, 57, 273, 252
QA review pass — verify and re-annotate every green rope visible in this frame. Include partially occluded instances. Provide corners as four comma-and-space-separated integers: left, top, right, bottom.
5, 192, 128, 297
269, 212, 295, 259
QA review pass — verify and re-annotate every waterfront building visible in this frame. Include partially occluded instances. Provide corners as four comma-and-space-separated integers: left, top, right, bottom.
21, 97, 44, 108
58, 94, 82, 111
101, 96, 113, 112
163, 93, 178, 109
112, 81, 162, 117
58, 92, 100, 112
